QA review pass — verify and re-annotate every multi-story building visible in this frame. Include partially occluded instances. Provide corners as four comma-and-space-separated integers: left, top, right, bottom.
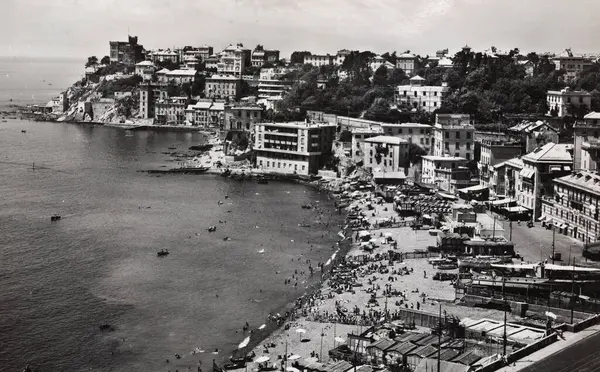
185, 100, 226, 128
197, 45, 214, 61
224, 103, 263, 131
181, 48, 208, 70
109, 36, 144, 65
138, 82, 168, 119
155, 97, 188, 125
492, 157, 524, 199
160, 69, 197, 85
336, 116, 383, 133
303, 54, 334, 67
205, 74, 242, 100
217, 44, 250, 77
395, 53, 419, 75
254, 122, 336, 175
251, 46, 280, 67
149, 49, 179, 64
204, 54, 220, 70
547, 88, 592, 117
421, 155, 469, 192
517, 143, 573, 219
380, 123, 433, 152
478, 140, 522, 189
334, 49, 352, 66
134, 60, 156, 81
362, 136, 410, 173
541, 171, 600, 244
369, 55, 395, 72
574, 112, 600, 172
396, 76, 450, 112
257, 67, 293, 100
351, 127, 384, 163
552, 49, 593, 82
508, 120, 560, 153
433, 114, 475, 160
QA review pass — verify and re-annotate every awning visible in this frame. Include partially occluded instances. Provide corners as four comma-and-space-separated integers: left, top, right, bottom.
459, 184, 488, 193
550, 165, 562, 172
565, 166, 571, 171
490, 198, 514, 206
538, 215, 547, 222
506, 206, 529, 213
519, 169, 535, 179
559, 223, 567, 229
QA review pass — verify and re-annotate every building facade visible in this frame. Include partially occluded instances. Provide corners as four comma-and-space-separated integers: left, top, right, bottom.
109, 36, 144, 65
395, 53, 419, 75
251, 47, 280, 67
541, 171, 600, 244
138, 82, 169, 119
492, 157, 524, 199
155, 97, 188, 125
254, 122, 336, 175
478, 140, 523, 189
185, 100, 225, 128
224, 103, 263, 131
574, 112, 600, 172
351, 128, 384, 163
217, 44, 248, 77
517, 143, 573, 219
149, 49, 179, 64
380, 123, 433, 152
134, 60, 156, 81
303, 54, 334, 67
546, 89, 592, 117
257, 67, 293, 100
552, 51, 593, 82
362, 136, 410, 173
205, 74, 242, 100
433, 114, 475, 160
421, 155, 469, 191
396, 76, 450, 113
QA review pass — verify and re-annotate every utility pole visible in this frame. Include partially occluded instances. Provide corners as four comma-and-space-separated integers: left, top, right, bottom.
437, 303, 441, 372
551, 228, 556, 264
509, 220, 513, 242
285, 337, 288, 372
492, 215, 497, 240
571, 258, 576, 324
320, 328, 324, 362
502, 277, 507, 356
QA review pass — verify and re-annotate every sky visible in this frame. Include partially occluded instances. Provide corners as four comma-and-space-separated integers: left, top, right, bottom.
1, 0, 599, 60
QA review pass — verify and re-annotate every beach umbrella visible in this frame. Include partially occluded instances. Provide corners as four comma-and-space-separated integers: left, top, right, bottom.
288, 355, 301, 361
258, 324, 266, 330
334, 337, 346, 343
238, 336, 250, 349
295, 328, 307, 334
255, 356, 270, 363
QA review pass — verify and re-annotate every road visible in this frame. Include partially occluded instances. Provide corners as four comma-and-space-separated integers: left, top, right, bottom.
495, 218, 585, 264
520, 330, 600, 372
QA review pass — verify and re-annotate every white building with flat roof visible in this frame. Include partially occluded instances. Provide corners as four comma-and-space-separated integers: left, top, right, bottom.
395, 53, 419, 75
206, 74, 241, 100
254, 122, 336, 175
396, 76, 450, 113
304, 54, 333, 67
185, 100, 225, 128
362, 136, 409, 173
433, 114, 475, 160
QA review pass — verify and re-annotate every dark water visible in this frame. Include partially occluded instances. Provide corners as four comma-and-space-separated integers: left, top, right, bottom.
0, 120, 343, 372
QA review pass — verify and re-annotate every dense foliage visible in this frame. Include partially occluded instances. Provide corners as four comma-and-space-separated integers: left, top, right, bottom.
275, 48, 600, 124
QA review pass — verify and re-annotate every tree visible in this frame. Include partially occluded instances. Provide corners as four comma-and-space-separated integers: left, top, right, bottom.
85, 56, 99, 70
100, 56, 111, 66
290, 51, 312, 64
372, 65, 389, 86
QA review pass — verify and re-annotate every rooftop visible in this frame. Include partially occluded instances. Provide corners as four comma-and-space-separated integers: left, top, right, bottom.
258, 121, 336, 129
410, 75, 426, 81
422, 155, 468, 162
555, 170, 600, 195
381, 123, 432, 128
364, 135, 409, 145
584, 112, 600, 120
547, 89, 591, 96
493, 157, 524, 170
522, 142, 572, 163
166, 69, 197, 76
135, 60, 154, 66
207, 74, 241, 81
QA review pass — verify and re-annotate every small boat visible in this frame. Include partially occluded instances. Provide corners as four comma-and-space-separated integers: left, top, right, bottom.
50, 214, 61, 221
298, 223, 311, 228
301, 204, 312, 209
99, 323, 114, 331
208, 225, 217, 232
157, 249, 169, 257
21, 130, 26, 133
223, 361, 246, 370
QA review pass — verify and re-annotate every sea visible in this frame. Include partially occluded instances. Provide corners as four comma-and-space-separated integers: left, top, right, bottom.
0, 58, 344, 372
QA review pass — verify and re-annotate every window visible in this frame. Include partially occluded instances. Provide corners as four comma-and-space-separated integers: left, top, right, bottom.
403, 91, 407, 96
302, 165, 305, 171
425, 138, 429, 145
388, 129, 393, 134
455, 142, 460, 149
466, 153, 471, 160
455, 153, 459, 157
434, 92, 438, 96
445, 132, 449, 139
414, 91, 417, 97
423, 102, 426, 107
466, 132, 472, 139
445, 142, 449, 149
423, 92, 426, 96
420, 138, 424, 144
433, 102, 437, 107
466, 143, 471, 150
267, 161, 270, 167
408, 128, 413, 134
259, 160, 263, 166
456, 131, 460, 139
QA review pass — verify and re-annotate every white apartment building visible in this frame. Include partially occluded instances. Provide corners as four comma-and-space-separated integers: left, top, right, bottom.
396, 76, 450, 113
574, 112, 600, 172
362, 136, 409, 172
335, 49, 352, 66
204, 55, 220, 70
134, 61, 156, 81
258, 67, 293, 99
224, 103, 263, 131
421, 155, 468, 190
185, 100, 225, 128
517, 143, 573, 219
205, 74, 241, 100
370, 55, 395, 72
351, 127, 384, 163
149, 50, 179, 64
303, 54, 333, 67
433, 114, 475, 160
254, 122, 336, 175
547, 88, 592, 117
217, 44, 248, 77
155, 97, 188, 125
380, 123, 433, 152
395, 53, 419, 75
